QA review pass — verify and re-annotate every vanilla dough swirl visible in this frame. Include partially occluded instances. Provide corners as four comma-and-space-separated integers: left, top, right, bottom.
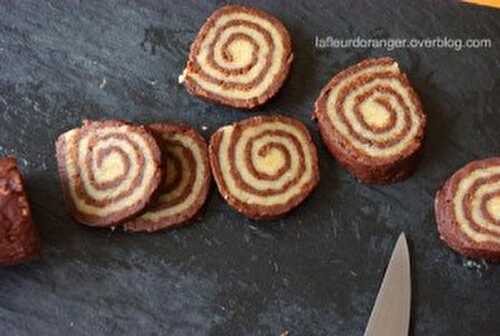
179, 5, 293, 109
56, 120, 162, 227
209, 115, 319, 219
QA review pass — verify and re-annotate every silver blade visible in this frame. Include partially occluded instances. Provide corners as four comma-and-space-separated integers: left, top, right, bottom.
363, 233, 411, 336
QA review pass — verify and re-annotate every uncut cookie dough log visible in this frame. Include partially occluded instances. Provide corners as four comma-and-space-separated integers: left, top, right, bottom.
179, 5, 293, 109
436, 157, 500, 261
56, 120, 162, 227
0, 157, 40, 266
209, 115, 319, 219
314, 57, 426, 184
124, 123, 211, 232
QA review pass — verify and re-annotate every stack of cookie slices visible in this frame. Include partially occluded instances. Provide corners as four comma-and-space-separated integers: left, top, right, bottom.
56, 120, 211, 232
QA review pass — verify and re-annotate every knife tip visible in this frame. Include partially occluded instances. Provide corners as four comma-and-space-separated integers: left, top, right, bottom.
398, 232, 407, 242
397, 232, 409, 254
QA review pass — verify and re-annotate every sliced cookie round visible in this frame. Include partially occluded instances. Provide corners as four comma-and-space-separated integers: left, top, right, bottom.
179, 5, 293, 109
0, 157, 40, 266
124, 123, 211, 232
56, 120, 162, 227
314, 57, 426, 184
436, 157, 500, 261
209, 115, 319, 219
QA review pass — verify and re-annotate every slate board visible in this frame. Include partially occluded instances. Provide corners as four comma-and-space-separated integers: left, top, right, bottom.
0, 1, 499, 335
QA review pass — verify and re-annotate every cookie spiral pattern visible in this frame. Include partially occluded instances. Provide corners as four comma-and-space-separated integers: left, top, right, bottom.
209, 115, 319, 219
314, 57, 426, 183
125, 123, 211, 232
179, 5, 293, 109
436, 158, 500, 260
56, 120, 162, 227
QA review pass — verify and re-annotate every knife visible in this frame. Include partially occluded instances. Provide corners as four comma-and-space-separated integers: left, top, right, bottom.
363, 233, 411, 336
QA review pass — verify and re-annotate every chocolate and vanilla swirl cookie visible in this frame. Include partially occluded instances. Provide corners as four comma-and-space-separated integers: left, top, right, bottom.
314, 57, 426, 184
56, 120, 162, 227
436, 158, 500, 261
124, 123, 211, 232
209, 115, 319, 219
179, 5, 293, 109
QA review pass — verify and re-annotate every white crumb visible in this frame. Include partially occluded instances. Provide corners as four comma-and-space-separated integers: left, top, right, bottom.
178, 68, 187, 84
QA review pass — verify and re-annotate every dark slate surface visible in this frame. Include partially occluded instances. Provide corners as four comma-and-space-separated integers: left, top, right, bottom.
0, 0, 499, 335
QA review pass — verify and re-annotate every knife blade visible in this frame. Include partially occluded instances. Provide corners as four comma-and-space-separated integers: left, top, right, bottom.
363, 233, 411, 336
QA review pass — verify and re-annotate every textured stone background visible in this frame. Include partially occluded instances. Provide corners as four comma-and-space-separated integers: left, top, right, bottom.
0, 1, 499, 335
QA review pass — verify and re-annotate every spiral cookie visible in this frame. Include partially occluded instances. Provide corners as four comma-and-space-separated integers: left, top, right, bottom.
436, 158, 500, 261
56, 120, 162, 227
179, 5, 293, 109
314, 57, 426, 184
124, 123, 211, 232
209, 115, 319, 219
